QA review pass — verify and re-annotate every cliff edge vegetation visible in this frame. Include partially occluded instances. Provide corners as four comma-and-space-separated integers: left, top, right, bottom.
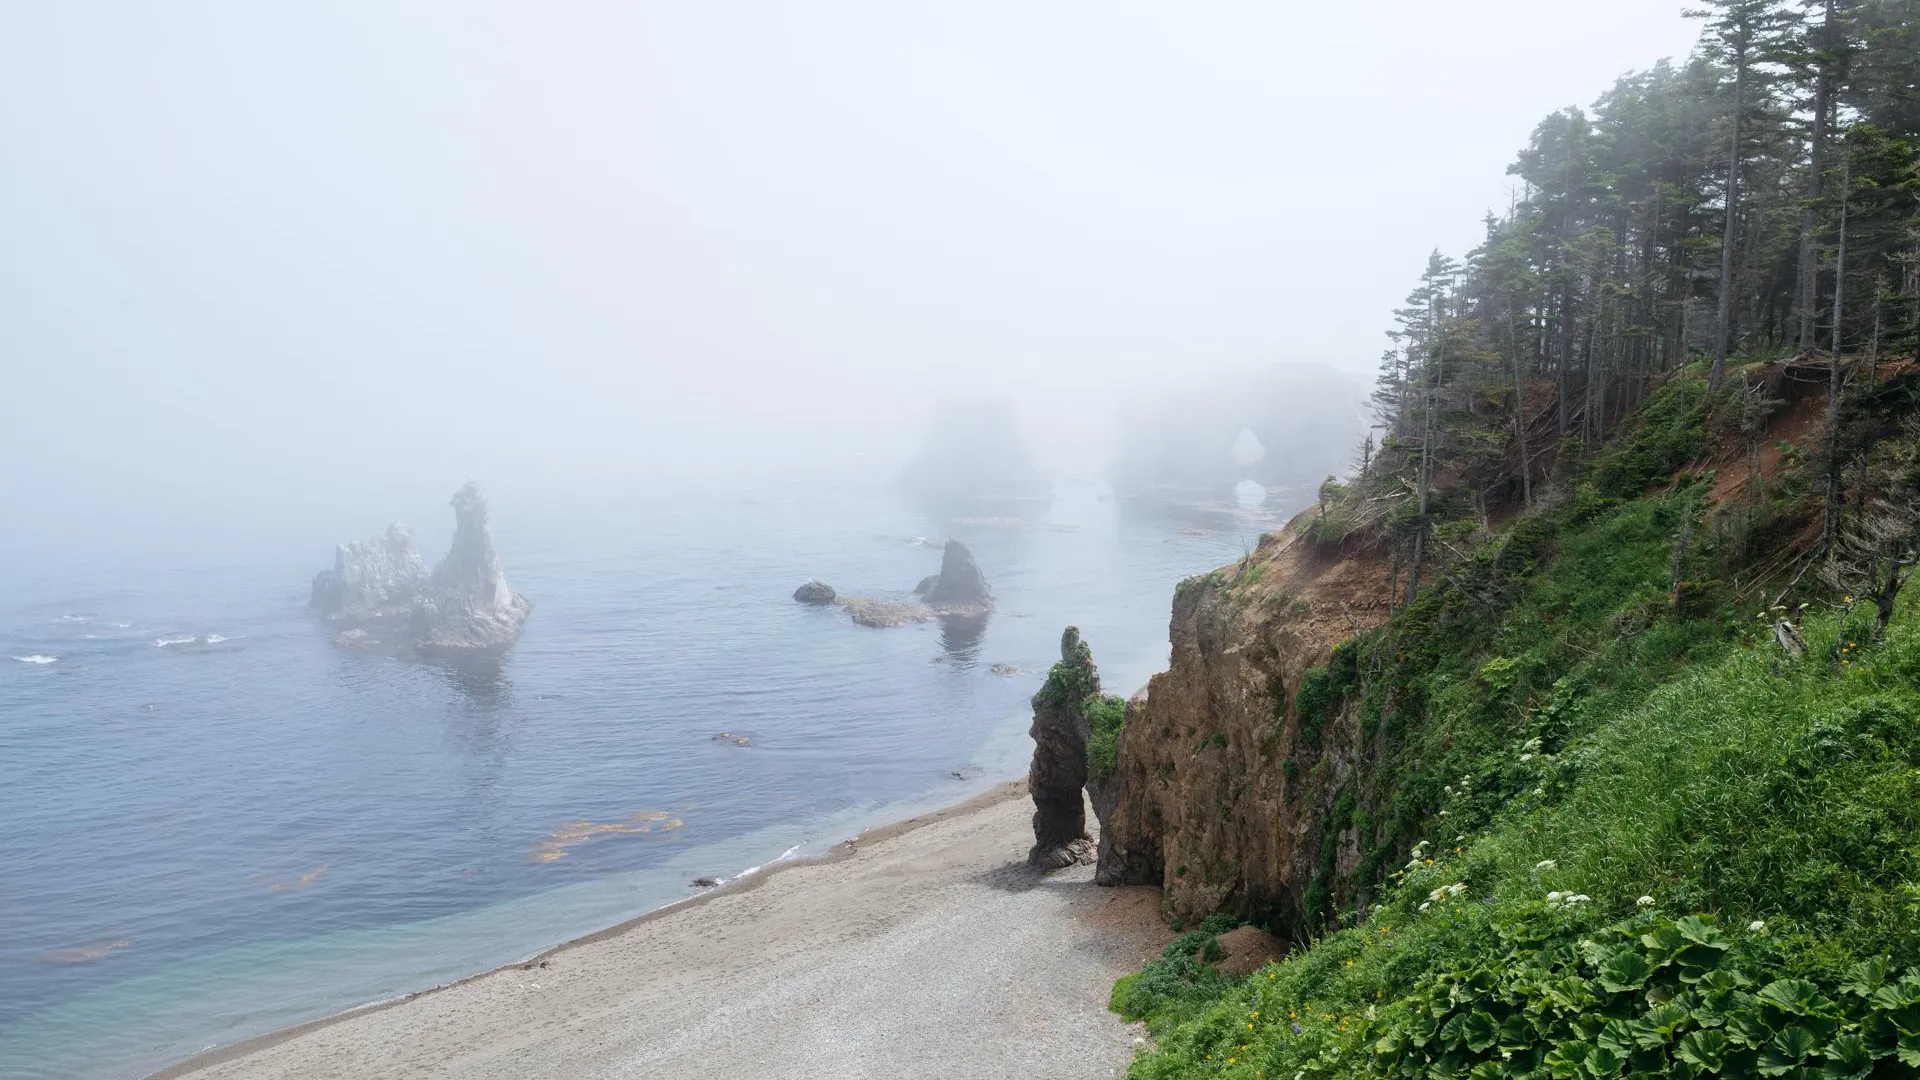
1105, 2, 1920, 1075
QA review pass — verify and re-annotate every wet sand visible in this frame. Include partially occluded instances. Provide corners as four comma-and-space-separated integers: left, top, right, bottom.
153, 782, 1168, 1080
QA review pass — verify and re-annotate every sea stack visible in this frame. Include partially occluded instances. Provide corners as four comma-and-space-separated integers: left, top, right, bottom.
409, 483, 533, 650
1027, 626, 1098, 869
922, 540, 993, 613
310, 525, 426, 617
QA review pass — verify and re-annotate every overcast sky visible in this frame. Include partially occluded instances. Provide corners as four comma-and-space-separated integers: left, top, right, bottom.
0, 2, 1704, 539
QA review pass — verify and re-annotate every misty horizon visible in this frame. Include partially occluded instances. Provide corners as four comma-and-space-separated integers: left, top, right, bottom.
5, 2, 1700, 548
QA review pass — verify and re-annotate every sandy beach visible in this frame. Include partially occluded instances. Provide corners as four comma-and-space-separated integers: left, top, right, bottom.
152, 782, 1168, 1080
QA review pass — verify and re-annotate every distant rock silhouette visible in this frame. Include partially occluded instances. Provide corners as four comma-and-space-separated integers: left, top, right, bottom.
896, 396, 1049, 510
922, 540, 993, 613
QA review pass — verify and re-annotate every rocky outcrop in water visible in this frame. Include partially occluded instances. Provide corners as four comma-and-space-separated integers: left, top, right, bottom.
793, 580, 837, 605
312, 483, 531, 653
1027, 627, 1098, 869
922, 541, 993, 613
409, 484, 532, 650
835, 596, 934, 628
310, 525, 426, 617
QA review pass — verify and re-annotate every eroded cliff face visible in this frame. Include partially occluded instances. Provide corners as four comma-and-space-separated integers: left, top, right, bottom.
1095, 515, 1389, 935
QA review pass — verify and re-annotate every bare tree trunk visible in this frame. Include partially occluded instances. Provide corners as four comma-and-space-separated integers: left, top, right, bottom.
1796, 0, 1837, 354
1710, 48, 1746, 392
1823, 163, 1851, 549
1507, 296, 1533, 510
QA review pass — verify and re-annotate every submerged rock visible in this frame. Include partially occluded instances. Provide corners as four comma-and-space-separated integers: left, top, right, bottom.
836, 596, 934, 628
1027, 626, 1098, 869
793, 580, 837, 605
409, 484, 532, 651
922, 540, 994, 613
310, 525, 426, 617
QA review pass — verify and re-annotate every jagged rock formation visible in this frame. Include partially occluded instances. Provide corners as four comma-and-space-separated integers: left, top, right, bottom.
409, 484, 532, 650
922, 540, 993, 613
896, 396, 1050, 509
793, 580, 837, 605
312, 483, 531, 653
1028, 627, 1099, 869
912, 574, 939, 596
310, 525, 426, 616
1094, 514, 1390, 928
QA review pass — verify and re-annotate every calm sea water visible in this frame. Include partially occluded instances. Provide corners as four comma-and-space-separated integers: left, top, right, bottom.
0, 480, 1289, 1080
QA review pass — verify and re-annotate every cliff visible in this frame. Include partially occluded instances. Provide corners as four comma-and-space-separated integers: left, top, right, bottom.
1094, 514, 1390, 931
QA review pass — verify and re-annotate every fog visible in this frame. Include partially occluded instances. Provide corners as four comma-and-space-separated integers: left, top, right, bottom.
1, 2, 1701, 549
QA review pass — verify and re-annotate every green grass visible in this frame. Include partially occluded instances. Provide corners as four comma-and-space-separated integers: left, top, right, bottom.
1113, 584, 1920, 1068
1087, 693, 1128, 783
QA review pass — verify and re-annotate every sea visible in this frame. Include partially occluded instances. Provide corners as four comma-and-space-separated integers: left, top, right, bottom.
0, 478, 1291, 1080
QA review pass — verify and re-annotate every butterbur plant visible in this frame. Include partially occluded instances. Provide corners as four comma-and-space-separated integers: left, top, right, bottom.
1368, 909, 1920, 1078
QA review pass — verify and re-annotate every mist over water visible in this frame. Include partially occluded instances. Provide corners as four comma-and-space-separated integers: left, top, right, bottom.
0, 3, 1717, 1076
0, 480, 1296, 1079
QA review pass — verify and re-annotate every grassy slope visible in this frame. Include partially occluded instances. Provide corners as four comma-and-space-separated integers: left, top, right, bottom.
1113, 374, 1920, 1078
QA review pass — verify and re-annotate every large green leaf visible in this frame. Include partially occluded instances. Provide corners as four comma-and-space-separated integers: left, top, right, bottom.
1676, 1029, 1730, 1072
1596, 1018, 1641, 1055
1582, 1045, 1625, 1078
1757, 1026, 1821, 1075
1757, 979, 1832, 1018
1673, 915, 1727, 948
1644, 1003, 1693, 1042
1820, 1032, 1873, 1078
1500, 1013, 1539, 1050
1464, 1010, 1501, 1053
1727, 1011, 1778, 1048
1598, 952, 1654, 993
1838, 959, 1888, 999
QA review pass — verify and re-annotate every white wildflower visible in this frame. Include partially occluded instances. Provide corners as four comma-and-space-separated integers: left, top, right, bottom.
1533, 787, 1545, 797
1522, 737, 1543, 752
1448, 883, 1467, 897
1454, 835, 1465, 842
1443, 785, 1454, 796
1439, 810, 1450, 817
1520, 752, 1534, 763
1547, 891, 1564, 903
1536, 859, 1557, 870
1749, 920, 1767, 934
1637, 895, 1655, 907
1567, 894, 1591, 905
1418, 902, 1430, 912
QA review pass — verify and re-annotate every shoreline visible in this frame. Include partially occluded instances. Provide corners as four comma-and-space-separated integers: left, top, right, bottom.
148, 778, 1162, 1080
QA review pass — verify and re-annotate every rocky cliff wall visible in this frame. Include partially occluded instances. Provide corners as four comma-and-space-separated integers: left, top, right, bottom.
1095, 515, 1390, 935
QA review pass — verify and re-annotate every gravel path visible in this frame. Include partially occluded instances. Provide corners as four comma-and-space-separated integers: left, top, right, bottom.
156, 784, 1167, 1080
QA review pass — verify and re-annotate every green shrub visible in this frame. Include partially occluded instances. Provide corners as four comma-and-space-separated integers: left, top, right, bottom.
1086, 694, 1127, 782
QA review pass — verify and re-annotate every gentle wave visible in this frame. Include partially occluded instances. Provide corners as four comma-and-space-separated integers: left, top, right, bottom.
13, 655, 58, 664
154, 634, 236, 648
57, 614, 95, 624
